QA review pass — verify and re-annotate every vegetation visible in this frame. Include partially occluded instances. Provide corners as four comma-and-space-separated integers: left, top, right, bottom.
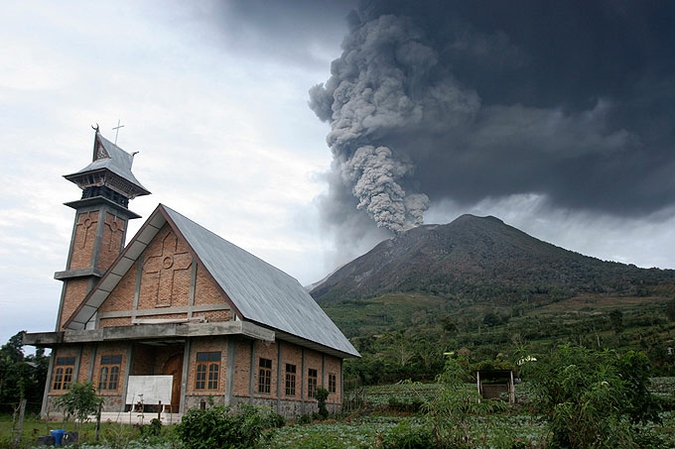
315, 387, 330, 420
521, 345, 662, 448
331, 291, 675, 386
0, 331, 48, 414
177, 403, 284, 449
53, 381, 104, 433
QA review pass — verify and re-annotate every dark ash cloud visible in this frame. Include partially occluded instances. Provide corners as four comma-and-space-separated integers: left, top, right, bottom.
310, 0, 675, 235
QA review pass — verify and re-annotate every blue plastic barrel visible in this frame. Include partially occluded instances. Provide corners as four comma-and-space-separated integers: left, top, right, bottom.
50, 429, 66, 446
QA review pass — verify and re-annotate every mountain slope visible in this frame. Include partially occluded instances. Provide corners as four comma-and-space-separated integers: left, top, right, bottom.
311, 215, 675, 305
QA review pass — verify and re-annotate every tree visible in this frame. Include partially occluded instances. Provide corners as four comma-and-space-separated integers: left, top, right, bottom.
608, 309, 624, 334
54, 382, 104, 433
0, 331, 48, 413
315, 387, 330, 419
665, 297, 675, 321
482, 312, 502, 327
521, 344, 661, 448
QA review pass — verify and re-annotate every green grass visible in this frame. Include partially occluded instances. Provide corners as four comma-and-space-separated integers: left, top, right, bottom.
0, 414, 178, 449
3, 379, 674, 448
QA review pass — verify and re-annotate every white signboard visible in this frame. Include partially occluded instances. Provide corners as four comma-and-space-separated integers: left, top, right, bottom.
125, 375, 173, 405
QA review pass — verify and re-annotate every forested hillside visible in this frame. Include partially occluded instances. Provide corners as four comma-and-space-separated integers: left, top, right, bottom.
311, 215, 675, 383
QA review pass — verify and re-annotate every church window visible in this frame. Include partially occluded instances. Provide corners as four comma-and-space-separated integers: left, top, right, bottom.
328, 373, 337, 393
53, 356, 76, 390
196, 352, 220, 390
99, 355, 122, 390
308, 368, 318, 398
258, 358, 272, 394
285, 363, 296, 396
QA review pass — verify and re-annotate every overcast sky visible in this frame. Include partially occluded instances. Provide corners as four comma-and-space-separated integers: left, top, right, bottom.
2, 1, 675, 347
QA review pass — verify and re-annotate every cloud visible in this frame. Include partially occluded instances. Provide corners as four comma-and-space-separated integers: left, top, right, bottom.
310, 0, 675, 237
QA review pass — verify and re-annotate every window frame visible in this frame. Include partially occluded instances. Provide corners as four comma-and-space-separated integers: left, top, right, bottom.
98, 355, 122, 391
308, 368, 318, 399
258, 358, 272, 394
195, 352, 221, 391
328, 373, 337, 394
285, 363, 296, 396
52, 356, 76, 391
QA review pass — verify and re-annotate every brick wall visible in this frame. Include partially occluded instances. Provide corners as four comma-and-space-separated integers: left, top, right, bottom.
69, 211, 98, 270
233, 339, 252, 398
59, 279, 89, 329
97, 212, 126, 270
98, 317, 132, 327
139, 225, 193, 309
98, 260, 137, 315
194, 264, 223, 305
130, 344, 156, 375
195, 310, 231, 322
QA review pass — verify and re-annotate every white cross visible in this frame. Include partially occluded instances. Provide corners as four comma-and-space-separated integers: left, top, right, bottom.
112, 120, 125, 145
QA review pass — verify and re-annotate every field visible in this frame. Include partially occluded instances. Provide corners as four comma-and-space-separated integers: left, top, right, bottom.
2, 380, 674, 448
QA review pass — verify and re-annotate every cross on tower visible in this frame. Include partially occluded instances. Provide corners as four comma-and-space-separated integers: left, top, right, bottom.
112, 120, 125, 145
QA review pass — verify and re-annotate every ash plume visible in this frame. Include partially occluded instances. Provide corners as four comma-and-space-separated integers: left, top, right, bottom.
310, 0, 675, 237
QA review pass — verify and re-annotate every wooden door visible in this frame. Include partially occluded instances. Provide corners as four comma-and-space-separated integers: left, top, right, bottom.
162, 354, 183, 412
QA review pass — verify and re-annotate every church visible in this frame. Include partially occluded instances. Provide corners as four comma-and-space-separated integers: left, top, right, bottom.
24, 129, 359, 419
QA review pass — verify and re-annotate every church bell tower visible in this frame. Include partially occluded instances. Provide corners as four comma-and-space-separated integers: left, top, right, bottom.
54, 128, 150, 330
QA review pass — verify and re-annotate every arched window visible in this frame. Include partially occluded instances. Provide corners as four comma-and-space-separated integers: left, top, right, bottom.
99, 355, 122, 390
52, 356, 76, 390
195, 352, 221, 390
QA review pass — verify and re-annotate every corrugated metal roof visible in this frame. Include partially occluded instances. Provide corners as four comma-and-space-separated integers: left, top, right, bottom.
69, 132, 148, 193
163, 206, 360, 358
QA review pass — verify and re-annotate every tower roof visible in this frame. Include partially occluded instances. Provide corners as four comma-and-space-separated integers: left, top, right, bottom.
64, 130, 150, 198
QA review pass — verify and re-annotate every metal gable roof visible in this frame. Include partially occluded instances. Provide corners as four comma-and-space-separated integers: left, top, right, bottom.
162, 206, 360, 358
66, 204, 359, 358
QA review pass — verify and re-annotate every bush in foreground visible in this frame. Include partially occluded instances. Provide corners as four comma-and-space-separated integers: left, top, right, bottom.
177, 404, 283, 449
522, 344, 662, 448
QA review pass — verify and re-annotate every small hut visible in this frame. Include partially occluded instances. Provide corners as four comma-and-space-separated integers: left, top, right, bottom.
476, 370, 515, 404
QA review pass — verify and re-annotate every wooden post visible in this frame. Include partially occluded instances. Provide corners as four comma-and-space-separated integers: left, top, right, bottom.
509, 370, 516, 404
158, 401, 162, 421
95, 402, 102, 441
13, 399, 27, 449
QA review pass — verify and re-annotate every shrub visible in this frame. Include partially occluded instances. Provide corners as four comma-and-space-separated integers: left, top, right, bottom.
315, 387, 330, 419
521, 344, 662, 448
53, 381, 103, 433
177, 404, 283, 449
380, 419, 436, 449
140, 418, 162, 437
298, 414, 312, 425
